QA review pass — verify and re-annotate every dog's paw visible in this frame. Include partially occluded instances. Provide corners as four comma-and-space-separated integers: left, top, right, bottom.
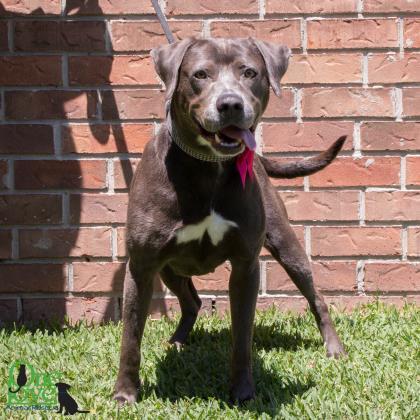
326, 341, 347, 359
113, 378, 140, 405
230, 380, 255, 405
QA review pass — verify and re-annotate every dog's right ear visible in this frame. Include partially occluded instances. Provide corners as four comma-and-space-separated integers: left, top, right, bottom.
151, 38, 196, 111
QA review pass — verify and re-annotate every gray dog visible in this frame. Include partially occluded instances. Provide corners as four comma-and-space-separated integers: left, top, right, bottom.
113, 37, 346, 405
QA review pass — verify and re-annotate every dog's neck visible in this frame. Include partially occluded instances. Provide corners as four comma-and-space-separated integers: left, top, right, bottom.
167, 112, 237, 163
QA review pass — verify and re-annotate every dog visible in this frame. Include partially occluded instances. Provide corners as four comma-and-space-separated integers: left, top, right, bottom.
55, 382, 89, 415
113, 37, 346, 405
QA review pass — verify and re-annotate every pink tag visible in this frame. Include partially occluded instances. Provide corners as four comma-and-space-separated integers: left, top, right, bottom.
236, 148, 254, 188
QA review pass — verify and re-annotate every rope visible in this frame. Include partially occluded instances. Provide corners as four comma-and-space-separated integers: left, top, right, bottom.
150, 0, 175, 44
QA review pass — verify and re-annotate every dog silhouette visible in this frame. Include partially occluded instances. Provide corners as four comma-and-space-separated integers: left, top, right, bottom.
9, 364, 27, 393
55, 382, 89, 415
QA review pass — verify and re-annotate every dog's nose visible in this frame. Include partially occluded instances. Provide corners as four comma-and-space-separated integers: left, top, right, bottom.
216, 93, 244, 114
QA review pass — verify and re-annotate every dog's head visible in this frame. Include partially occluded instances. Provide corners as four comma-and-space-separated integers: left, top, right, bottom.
55, 382, 71, 392
151, 38, 290, 157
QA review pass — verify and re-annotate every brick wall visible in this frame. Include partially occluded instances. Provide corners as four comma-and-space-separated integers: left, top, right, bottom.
0, 0, 419, 324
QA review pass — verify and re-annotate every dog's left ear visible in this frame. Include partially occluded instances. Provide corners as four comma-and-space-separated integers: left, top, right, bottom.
151, 38, 196, 110
252, 39, 290, 97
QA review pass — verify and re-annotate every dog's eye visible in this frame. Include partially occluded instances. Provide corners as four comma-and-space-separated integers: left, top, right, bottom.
244, 68, 257, 79
194, 70, 208, 79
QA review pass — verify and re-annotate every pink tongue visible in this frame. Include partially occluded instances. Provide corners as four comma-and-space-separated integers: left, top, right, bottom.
219, 127, 256, 151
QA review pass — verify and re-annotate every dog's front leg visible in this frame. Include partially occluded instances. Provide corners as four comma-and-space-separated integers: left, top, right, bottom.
113, 260, 155, 405
229, 258, 260, 404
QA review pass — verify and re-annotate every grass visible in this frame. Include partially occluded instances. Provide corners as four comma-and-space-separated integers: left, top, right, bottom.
0, 302, 419, 419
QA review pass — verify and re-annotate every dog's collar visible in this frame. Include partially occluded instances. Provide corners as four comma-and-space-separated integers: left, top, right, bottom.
168, 122, 237, 163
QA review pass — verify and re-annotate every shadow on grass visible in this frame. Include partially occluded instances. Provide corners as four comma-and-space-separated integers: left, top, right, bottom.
142, 324, 317, 416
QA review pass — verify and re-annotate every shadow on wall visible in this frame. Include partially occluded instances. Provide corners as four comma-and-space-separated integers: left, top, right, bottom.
0, 0, 168, 325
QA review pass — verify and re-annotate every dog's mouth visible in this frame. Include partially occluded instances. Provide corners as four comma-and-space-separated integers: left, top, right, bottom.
196, 121, 257, 155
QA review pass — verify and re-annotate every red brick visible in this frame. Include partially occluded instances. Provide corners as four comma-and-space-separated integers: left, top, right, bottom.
283, 53, 362, 85
14, 20, 106, 52
0, 300, 18, 325
70, 193, 128, 224
1, 0, 60, 14
19, 228, 111, 258
192, 263, 231, 292
365, 263, 420, 292
403, 88, 420, 117
73, 262, 163, 293
102, 90, 164, 120
0, 230, 12, 259
264, 89, 295, 118
73, 262, 125, 292
307, 19, 398, 50
114, 159, 140, 190
309, 157, 400, 187
405, 19, 420, 49
15, 160, 107, 190
69, 55, 157, 86
302, 88, 394, 118
216, 297, 308, 314
0, 195, 62, 225
111, 21, 202, 52
5, 91, 98, 120
167, 0, 258, 15
408, 227, 420, 257
0, 21, 8, 51
211, 20, 301, 50
311, 227, 401, 257
361, 122, 420, 151
23, 297, 118, 324
365, 191, 420, 221
407, 157, 420, 186
62, 124, 153, 154
262, 121, 353, 153
0, 56, 61, 86
0, 264, 67, 292
65, 0, 154, 15
280, 191, 359, 221
117, 226, 126, 257
368, 53, 420, 84
364, 0, 420, 13
266, 261, 356, 292
0, 161, 8, 189
0, 125, 54, 154
267, 0, 357, 14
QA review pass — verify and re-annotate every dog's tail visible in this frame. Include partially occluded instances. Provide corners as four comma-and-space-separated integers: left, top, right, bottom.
259, 136, 346, 179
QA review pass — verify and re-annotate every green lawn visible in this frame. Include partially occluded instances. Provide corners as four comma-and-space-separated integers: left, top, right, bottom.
1, 302, 419, 419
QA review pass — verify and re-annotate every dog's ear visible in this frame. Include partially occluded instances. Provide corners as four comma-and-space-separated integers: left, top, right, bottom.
151, 38, 196, 109
252, 39, 290, 97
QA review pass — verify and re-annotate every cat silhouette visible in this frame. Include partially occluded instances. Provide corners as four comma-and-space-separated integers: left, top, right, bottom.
55, 382, 89, 415
9, 364, 27, 393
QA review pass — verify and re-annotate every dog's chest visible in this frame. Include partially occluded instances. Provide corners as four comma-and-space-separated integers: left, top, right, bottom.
175, 210, 238, 246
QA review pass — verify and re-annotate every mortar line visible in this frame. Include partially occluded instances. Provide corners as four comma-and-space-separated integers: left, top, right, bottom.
53, 123, 62, 157
61, 55, 69, 87
0, 90, 5, 121
300, 18, 307, 54
202, 20, 211, 38
7, 20, 14, 52
353, 122, 362, 158
305, 226, 311, 259
260, 260, 267, 294
362, 53, 369, 87
402, 228, 408, 261
62, 192, 70, 226
295, 88, 302, 122
7, 159, 14, 190
258, 0, 266, 20
107, 159, 115, 194
16, 298, 23, 322
356, 260, 365, 295
11, 228, 19, 260
104, 20, 112, 53
68, 263, 74, 292
400, 156, 407, 191
359, 190, 366, 226
398, 17, 404, 57
393, 87, 403, 121
111, 227, 118, 261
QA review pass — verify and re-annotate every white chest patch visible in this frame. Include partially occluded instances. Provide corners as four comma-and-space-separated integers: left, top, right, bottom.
176, 210, 238, 246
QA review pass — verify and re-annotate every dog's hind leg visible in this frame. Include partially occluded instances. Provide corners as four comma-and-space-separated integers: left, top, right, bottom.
159, 265, 202, 347
263, 186, 346, 358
